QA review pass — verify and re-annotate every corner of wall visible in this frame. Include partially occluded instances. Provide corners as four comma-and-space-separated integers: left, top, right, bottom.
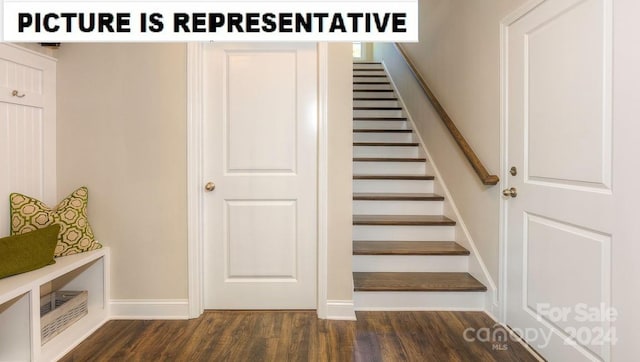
325, 43, 355, 314
325, 300, 357, 320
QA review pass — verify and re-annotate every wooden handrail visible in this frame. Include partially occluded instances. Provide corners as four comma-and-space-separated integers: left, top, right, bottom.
393, 43, 499, 186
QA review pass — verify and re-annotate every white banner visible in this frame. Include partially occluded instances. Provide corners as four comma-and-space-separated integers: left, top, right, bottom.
2, 1, 418, 42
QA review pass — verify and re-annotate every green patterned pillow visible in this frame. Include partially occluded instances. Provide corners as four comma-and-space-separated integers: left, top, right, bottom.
10, 187, 102, 257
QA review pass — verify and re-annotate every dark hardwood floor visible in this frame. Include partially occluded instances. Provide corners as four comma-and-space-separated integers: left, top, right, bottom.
60, 311, 538, 361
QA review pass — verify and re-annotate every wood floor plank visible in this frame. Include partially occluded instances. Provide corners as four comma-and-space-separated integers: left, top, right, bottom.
60, 311, 537, 361
353, 272, 487, 292
353, 241, 470, 255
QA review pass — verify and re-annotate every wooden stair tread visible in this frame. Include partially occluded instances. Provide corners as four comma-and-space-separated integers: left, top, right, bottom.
354, 81, 391, 85
353, 129, 412, 133
353, 193, 444, 201
353, 272, 486, 292
353, 117, 407, 121
353, 89, 394, 92
353, 97, 399, 101
353, 157, 426, 162
353, 175, 435, 180
353, 75, 388, 77
353, 214, 455, 226
353, 142, 418, 147
353, 107, 402, 110
353, 241, 470, 256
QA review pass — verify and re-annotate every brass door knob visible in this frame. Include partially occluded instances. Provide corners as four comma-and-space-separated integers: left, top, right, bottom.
502, 187, 517, 198
204, 182, 216, 192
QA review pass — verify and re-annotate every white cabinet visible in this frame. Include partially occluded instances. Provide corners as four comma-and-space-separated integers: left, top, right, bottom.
0, 43, 57, 238
0, 248, 111, 362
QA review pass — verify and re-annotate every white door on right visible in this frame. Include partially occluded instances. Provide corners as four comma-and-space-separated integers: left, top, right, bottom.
505, 0, 615, 361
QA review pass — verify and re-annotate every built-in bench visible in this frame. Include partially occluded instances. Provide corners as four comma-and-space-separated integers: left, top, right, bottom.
0, 248, 110, 361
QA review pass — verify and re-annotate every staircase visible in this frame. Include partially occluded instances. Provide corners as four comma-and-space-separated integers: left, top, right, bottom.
352, 62, 487, 310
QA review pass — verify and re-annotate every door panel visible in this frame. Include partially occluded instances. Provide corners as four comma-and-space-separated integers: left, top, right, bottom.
226, 200, 297, 279
203, 43, 317, 309
524, 0, 611, 190
225, 51, 297, 173
505, 0, 614, 360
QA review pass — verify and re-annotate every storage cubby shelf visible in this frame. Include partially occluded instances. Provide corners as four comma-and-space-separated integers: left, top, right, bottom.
0, 247, 110, 362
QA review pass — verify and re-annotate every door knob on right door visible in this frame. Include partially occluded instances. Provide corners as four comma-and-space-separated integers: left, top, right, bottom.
502, 187, 517, 198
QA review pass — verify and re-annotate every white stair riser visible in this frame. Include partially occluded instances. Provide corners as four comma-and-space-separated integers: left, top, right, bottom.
353, 161, 427, 175
353, 200, 443, 215
354, 100, 399, 107
353, 121, 408, 130
353, 225, 455, 241
353, 145, 418, 158
353, 179, 435, 193
353, 291, 485, 311
353, 91, 396, 99
353, 132, 413, 143
354, 109, 404, 118
353, 70, 387, 76
354, 84, 393, 90
352, 255, 468, 272
353, 76, 389, 83
353, 64, 384, 70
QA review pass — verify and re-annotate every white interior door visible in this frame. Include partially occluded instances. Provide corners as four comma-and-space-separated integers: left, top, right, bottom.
505, 0, 615, 360
203, 43, 317, 309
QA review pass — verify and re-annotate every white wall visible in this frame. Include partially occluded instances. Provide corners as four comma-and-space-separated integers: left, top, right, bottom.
373, 0, 526, 285
57, 43, 189, 300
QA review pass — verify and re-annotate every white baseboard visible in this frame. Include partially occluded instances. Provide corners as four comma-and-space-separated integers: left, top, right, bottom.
109, 299, 190, 320
325, 300, 357, 320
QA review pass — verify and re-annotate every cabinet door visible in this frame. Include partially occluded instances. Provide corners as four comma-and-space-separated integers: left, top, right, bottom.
0, 44, 56, 236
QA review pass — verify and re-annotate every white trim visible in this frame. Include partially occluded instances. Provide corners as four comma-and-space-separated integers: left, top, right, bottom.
187, 42, 204, 319
379, 56, 498, 312
485, 313, 546, 361
316, 42, 329, 319
356, 307, 484, 312
4, 42, 58, 62
187, 42, 329, 318
499, 0, 546, 324
354, 290, 485, 311
110, 299, 190, 320
501, 0, 546, 26
326, 300, 357, 320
